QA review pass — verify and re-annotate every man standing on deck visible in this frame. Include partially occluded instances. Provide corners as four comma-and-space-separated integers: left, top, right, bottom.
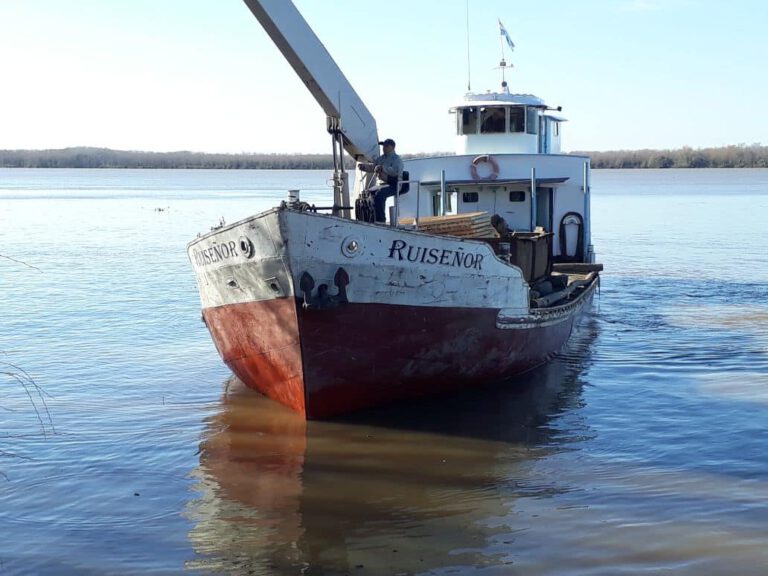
360, 138, 403, 223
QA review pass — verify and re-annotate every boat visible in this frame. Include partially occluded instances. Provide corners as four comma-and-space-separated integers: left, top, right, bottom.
187, 0, 602, 419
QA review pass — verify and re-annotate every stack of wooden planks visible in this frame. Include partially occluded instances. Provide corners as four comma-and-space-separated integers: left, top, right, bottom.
399, 212, 499, 238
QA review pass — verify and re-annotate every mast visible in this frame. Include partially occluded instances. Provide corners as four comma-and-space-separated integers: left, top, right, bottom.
497, 19, 515, 93
241, 0, 380, 163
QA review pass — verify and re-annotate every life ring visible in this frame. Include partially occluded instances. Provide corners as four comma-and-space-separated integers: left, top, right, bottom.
470, 155, 500, 181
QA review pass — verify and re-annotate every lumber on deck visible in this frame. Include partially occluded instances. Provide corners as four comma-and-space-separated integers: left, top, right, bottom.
399, 212, 499, 239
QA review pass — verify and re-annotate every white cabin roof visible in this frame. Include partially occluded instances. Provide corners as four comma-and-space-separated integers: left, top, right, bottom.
453, 91, 547, 109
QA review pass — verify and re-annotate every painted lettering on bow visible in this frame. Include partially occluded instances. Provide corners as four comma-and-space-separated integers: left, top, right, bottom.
388, 239, 484, 270
192, 241, 239, 267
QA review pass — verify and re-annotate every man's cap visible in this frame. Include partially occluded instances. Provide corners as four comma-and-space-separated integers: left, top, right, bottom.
378, 138, 396, 147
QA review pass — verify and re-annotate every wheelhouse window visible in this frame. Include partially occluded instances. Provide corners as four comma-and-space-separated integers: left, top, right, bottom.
509, 107, 525, 133
458, 107, 478, 135
526, 107, 539, 135
462, 191, 479, 203
509, 191, 526, 202
480, 106, 506, 133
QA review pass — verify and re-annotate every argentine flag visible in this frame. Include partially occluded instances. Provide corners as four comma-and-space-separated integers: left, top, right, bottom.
498, 19, 515, 50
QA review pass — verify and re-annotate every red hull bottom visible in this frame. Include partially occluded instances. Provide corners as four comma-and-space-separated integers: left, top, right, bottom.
203, 298, 588, 419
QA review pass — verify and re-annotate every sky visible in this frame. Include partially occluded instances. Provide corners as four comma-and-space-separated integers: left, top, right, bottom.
1, 0, 766, 155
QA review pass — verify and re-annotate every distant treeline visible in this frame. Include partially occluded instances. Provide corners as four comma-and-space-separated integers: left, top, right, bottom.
573, 144, 768, 169
0, 147, 351, 170
1, 145, 767, 169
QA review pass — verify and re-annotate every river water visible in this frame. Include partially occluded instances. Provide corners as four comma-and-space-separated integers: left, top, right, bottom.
1, 168, 768, 575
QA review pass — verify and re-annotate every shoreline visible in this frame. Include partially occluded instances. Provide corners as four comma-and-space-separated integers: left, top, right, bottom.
1, 145, 766, 170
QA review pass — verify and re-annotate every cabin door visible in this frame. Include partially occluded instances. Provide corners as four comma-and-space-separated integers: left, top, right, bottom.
536, 187, 554, 231
495, 188, 530, 231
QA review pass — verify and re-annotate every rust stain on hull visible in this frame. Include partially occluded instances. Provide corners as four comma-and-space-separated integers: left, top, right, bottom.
202, 294, 592, 419
203, 298, 306, 416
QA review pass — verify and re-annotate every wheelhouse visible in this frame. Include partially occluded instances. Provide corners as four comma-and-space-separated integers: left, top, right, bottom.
451, 93, 565, 156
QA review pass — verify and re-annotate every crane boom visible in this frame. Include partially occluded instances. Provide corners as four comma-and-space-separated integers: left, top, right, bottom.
241, 0, 380, 162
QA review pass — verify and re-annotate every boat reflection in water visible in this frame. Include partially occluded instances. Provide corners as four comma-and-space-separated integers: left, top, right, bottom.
185, 318, 598, 574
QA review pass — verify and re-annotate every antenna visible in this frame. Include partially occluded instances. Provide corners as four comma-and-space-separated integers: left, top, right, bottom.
465, 0, 471, 91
